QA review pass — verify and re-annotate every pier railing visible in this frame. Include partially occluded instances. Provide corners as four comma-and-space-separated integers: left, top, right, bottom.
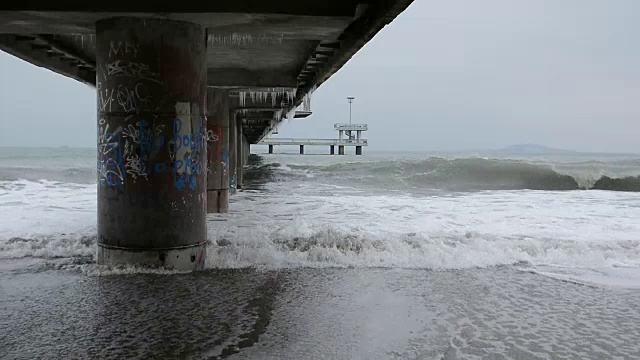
334, 123, 368, 131
259, 138, 368, 146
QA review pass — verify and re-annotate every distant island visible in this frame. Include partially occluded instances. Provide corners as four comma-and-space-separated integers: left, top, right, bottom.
498, 144, 574, 154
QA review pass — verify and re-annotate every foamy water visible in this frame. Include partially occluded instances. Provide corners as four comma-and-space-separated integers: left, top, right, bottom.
209, 188, 640, 273
1, 150, 640, 289
3, 149, 640, 359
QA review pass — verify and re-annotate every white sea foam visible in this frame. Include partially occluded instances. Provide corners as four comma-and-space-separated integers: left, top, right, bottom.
2, 162, 640, 287
206, 190, 640, 276
519, 266, 640, 288
0, 180, 96, 259
80, 264, 192, 276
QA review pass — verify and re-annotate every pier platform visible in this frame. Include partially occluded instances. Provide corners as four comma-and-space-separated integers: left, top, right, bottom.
259, 124, 368, 155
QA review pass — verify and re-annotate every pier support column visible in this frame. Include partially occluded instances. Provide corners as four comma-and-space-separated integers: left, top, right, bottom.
268, 145, 274, 154
330, 145, 335, 155
229, 111, 237, 194
244, 135, 250, 164
356, 146, 363, 155
96, 18, 206, 269
236, 117, 243, 191
338, 146, 345, 155
300, 145, 304, 155
206, 89, 229, 213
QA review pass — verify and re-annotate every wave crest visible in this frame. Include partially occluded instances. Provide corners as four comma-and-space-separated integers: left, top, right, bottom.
274, 157, 640, 192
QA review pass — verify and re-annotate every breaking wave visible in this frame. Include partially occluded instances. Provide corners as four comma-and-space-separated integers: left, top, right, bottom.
272, 157, 640, 192
0, 234, 96, 260
0, 166, 96, 184
2, 153, 640, 276
206, 224, 640, 270
4, 224, 640, 272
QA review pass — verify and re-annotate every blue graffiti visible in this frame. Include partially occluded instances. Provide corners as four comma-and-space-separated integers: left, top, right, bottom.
175, 172, 197, 191
171, 117, 206, 190
173, 118, 206, 153
139, 119, 166, 155
98, 116, 207, 191
154, 162, 168, 173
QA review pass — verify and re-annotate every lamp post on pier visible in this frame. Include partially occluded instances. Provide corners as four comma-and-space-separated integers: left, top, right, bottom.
347, 96, 355, 125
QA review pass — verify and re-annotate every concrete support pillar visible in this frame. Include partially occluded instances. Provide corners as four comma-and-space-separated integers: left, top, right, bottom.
330, 145, 335, 155
206, 89, 229, 213
229, 111, 237, 194
268, 145, 274, 154
96, 18, 206, 269
300, 145, 304, 155
338, 146, 345, 155
244, 135, 250, 164
356, 146, 363, 155
339, 130, 343, 142
357, 131, 361, 142
236, 117, 243, 191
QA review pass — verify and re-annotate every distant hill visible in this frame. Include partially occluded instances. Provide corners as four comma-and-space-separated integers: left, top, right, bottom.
499, 144, 574, 154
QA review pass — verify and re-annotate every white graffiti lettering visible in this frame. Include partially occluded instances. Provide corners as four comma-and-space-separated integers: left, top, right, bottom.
107, 83, 152, 113
124, 152, 149, 181
97, 82, 114, 112
107, 60, 160, 83
109, 41, 140, 58
206, 129, 220, 142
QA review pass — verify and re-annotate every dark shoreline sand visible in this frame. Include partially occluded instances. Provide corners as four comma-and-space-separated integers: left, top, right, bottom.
2, 264, 639, 359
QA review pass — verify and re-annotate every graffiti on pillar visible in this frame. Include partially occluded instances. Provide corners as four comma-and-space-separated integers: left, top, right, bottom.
206, 127, 218, 174
104, 39, 159, 113
206, 129, 220, 143
97, 120, 126, 188
173, 103, 206, 191
107, 60, 161, 83
114, 83, 152, 113
121, 119, 166, 181
97, 113, 206, 191
98, 82, 152, 115
97, 82, 114, 112
109, 41, 140, 58
98, 39, 205, 192
206, 127, 228, 176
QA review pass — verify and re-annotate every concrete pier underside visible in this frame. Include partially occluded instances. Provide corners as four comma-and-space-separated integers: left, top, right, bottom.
0, 1, 414, 145
96, 18, 207, 270
0, 1, 414, 269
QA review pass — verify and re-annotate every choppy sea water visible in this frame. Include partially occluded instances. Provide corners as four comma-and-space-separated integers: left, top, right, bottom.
1, 147, 640, 359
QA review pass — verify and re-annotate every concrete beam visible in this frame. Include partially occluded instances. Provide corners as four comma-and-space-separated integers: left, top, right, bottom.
0, 34, 95, 85
0, 1, 416, 147
207, 68, 297, 88
0, 1, 360, 16
285, 0, 414, 131
234, 107, 283, 112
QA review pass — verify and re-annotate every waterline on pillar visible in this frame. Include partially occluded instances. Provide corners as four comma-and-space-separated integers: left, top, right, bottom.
97, 242, 206, 271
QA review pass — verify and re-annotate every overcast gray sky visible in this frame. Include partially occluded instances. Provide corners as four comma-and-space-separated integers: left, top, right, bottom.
1, 0, 639, 152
